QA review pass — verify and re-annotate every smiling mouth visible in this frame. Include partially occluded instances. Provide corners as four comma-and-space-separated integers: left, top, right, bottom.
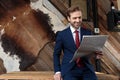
75, 23, 81, 26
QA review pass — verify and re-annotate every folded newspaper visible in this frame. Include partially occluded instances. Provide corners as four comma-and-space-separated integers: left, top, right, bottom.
70, 35, 108, 62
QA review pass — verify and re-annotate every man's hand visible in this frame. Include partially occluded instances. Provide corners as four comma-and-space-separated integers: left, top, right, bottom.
95, 51, 103, 59
54, 73, 63, 80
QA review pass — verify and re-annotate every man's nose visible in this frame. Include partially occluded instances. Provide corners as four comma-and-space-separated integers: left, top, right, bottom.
76, 18, 80, 22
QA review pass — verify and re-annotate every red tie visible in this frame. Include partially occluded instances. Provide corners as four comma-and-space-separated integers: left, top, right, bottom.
75, 30, 80, 48
75, 30, 82, 67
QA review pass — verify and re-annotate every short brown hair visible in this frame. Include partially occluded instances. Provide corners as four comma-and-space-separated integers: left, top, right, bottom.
66, 6, 82, 17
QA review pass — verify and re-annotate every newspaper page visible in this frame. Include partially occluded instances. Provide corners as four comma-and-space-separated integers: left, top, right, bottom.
70, 35, 108, 62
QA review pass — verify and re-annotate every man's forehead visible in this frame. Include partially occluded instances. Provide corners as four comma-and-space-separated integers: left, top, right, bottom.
69, 11, 82, 17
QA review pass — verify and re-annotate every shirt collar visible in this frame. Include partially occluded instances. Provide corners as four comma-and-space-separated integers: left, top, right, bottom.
69, 24, 80, 33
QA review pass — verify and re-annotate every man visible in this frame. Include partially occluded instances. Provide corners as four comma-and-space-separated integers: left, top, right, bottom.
53, 6, 102, 80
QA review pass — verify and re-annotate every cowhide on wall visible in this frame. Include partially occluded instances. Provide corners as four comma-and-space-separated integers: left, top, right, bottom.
1, 32, 36, 70
0, 0, 55, 73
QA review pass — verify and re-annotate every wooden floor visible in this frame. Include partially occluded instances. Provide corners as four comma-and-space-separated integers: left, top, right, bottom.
0, 71, 119, 80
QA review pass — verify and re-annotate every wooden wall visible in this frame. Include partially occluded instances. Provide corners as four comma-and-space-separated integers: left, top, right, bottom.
30, 0, 120, 76
0, 0, 119, 78
97, 0, 120, 76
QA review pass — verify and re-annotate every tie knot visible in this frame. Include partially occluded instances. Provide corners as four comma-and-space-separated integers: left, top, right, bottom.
75, 30, 79, 33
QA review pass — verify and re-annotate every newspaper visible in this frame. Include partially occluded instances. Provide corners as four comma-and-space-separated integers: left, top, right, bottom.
70, 35, 108, 62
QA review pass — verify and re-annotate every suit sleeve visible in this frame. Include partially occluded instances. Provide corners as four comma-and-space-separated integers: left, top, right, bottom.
53, 32, 63, 73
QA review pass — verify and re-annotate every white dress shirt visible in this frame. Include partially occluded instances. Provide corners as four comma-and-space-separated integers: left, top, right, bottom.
70, 25, 81, 43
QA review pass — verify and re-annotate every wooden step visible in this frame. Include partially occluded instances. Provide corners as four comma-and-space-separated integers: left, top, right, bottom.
0, 71, 119, 80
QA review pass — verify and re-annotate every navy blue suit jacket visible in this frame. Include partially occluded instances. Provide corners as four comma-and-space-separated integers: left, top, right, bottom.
53, 27, 95, 76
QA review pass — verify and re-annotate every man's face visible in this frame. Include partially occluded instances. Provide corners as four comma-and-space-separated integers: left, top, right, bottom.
67, 11, 82, 29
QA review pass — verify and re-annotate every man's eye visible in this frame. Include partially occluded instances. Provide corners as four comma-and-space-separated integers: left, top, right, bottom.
73, 17, 77, 19
78, 17, 81, 19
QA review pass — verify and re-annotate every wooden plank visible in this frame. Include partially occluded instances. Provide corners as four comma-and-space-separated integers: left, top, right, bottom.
101, 47, 120, 75
95, 0, 120, 76
43, 0, 65, 21
49, 0, 68, 17
98, 24, 120, 74
0, 71, 119, 80
96, 72, 120, 80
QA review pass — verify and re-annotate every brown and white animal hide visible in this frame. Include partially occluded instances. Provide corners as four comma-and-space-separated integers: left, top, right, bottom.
0, 29, 36, 72
0, 0, 55, 73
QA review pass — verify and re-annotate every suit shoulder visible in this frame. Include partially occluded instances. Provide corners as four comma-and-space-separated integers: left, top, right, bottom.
58, 27, 69, 33
81, 27, 93, 35
81, 27, 92, 32
81, 27, 91, 31
55, 27, 69, 38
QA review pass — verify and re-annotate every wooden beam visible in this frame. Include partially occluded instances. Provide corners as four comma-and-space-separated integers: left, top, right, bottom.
0, 71, 119, 80
49, 0, 68, 17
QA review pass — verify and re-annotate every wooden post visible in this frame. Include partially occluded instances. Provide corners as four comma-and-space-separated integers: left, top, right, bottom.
92, 0, 101, 72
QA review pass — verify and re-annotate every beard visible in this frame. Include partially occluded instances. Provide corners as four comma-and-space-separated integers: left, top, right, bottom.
71, 22, 81, 29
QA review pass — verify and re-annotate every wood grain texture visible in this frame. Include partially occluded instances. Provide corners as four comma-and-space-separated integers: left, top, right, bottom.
0, 0, 119, 78
0, 71, 119, 80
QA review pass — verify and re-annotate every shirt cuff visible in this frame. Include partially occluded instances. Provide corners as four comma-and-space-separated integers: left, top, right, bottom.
55, 71, 61, 74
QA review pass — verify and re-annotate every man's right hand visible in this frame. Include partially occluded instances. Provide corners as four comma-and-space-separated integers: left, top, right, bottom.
54, 73, 63, 80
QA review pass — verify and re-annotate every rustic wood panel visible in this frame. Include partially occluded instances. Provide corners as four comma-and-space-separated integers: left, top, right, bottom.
0, 71, 119, 80
27, 42, 54, 71
27, 0, 120, 77
49, 0, 68, 17
96, 0, 120, 76
0, 0, 119, 78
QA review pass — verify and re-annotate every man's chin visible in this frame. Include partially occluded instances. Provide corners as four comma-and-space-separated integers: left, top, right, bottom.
75, 25, 80, 28
71, 24, 80, 28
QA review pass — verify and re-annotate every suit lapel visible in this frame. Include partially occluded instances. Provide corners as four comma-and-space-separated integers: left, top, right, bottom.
66, 27, 76, 49
80, 27, 86, 42
66, 27, 87, 49
80, 28, 83, 42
